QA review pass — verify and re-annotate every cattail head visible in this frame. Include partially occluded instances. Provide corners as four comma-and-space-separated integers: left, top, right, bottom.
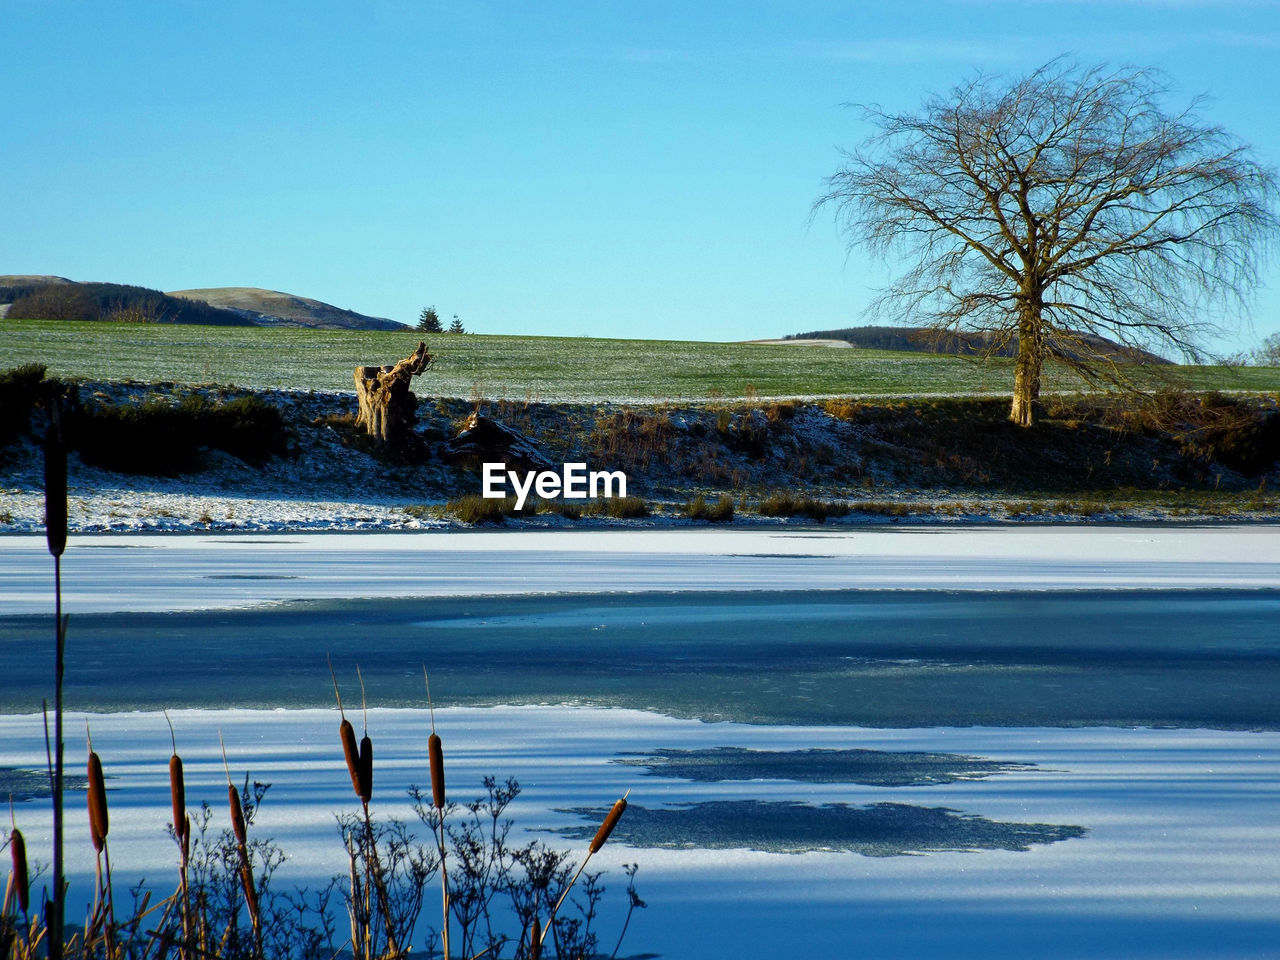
10, 828, 29, 914
44, 420, 67, 559
428, 732, 445, 809
529, 916, 542, 959
182, 814, 191, 866
169, 753, 186, 843
590, 794, 628, 854
357, 734, 373, 804
228, 782, 246, 846
87, 751, 109, 852
340, 718, 361, 798
166, 712, 186, 844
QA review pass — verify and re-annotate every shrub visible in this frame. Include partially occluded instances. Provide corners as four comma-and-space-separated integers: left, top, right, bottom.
582, 496, 650, 519
0, 362, 48, 448
446, 494, 522, 524
821, 398, 862, 421
70, 392, 289, 474
756, 492, 850, 522
537, 499, 583, 520
684, 493, 734, 522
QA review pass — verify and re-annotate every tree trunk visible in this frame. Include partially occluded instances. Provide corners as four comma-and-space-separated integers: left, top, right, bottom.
1009, 311, 1044, 428
353, 341, 433, 446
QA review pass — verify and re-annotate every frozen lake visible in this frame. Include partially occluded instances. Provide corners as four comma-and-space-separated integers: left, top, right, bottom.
2, 527, 1279, 958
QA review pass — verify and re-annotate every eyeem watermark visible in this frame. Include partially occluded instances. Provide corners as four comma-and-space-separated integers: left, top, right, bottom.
482, 462, 627, 511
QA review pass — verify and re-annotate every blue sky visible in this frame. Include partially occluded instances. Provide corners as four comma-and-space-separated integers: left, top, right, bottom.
3, 0, 1278, 351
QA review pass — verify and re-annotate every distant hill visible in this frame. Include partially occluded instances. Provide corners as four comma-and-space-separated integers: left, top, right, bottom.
169, 287, 405, 330
1, 276, 407, 330
2, 277, 254, 326
786, 325, 1170, 365
0, 274, 76, 287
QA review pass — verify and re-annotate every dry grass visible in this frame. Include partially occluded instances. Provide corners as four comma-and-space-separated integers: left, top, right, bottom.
684, 493, 735, 522
754, 493, 851, 522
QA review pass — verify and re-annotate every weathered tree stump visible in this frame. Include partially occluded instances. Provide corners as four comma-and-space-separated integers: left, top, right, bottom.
353, 340, 433, 445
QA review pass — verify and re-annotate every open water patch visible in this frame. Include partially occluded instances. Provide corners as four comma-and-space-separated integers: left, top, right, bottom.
555, 800, 1086, 856
0, 767, 89, 802
614, 747, 1037, 786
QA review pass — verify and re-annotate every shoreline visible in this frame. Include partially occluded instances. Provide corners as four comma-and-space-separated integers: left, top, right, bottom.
4, 375, 1279, 533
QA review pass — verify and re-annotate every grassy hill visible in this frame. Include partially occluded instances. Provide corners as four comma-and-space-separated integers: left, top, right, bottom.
1, 277, 254, 326
1, 276, 405, 330
168, 287, 405, 331
3, 318, 1278, 401
788, 325, 1171, 364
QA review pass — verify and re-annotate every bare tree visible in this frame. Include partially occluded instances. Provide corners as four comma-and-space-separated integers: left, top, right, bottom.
815, 59, 1278, 425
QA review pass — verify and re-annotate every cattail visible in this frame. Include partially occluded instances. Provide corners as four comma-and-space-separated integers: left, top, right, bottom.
340, 718, 361, 798
590, 795, 628, 854
182, 814, 191, 865
10, 828, 28, 914
169, 754, 186, 842
330, 655, 365, 799
546, 794, 630, 948
87, 751, 109, 852
165, 712, 186, 843
44, 421, 67, 559
228, 783, 246, 846
529, 916, 542, 960
357, 734, 373, 804
429, 732, 445, 809
355, 665, 373, 804
424, 667, 445, 809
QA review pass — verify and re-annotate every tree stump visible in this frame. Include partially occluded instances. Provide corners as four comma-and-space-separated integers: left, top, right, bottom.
353, 341, 433, 446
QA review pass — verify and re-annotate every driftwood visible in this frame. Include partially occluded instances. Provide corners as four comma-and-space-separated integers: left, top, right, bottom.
442, 412, 552, 470
353, 341, 433, 445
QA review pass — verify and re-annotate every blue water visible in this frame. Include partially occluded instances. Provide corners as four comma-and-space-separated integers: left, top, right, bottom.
4, 588, 1279, 727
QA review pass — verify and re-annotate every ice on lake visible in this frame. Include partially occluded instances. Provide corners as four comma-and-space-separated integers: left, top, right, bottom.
2, 527, 1279, 958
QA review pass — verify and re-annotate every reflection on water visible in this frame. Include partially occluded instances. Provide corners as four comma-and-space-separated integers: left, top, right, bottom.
555, 800, 1087, 855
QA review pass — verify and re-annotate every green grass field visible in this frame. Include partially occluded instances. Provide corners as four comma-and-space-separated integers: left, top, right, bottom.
3, 318, 1279, 401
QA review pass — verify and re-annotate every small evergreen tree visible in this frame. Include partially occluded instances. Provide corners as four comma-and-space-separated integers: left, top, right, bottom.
449, 315, 465, 334
417, 305, 442, 332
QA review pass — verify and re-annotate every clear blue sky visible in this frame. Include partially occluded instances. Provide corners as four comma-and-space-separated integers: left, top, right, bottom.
3, 1, 1278, 352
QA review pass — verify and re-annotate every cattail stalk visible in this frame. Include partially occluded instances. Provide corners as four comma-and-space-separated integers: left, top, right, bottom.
542, 792, 629, 948
220, 733, 261, 959
330, 655, 364, 800
425, 667, 450, 960
85, 728, 116, 956
167, 713, 191, 960
331, 660, 397, 957
44, 414, 67, 960
356, 666, 373, 806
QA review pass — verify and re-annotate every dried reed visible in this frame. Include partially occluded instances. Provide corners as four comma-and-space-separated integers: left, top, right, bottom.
166, 712, 191, 960
424, 667, 450, 960
541, 790, 630, 949
85, 725, 116, 956
219, 732, 261, 959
